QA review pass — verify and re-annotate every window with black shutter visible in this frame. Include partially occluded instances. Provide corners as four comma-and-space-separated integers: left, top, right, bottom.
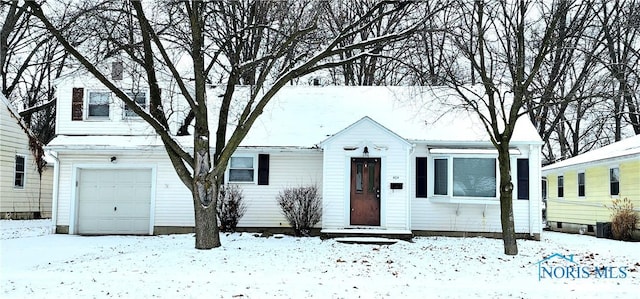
517, 159, 529, 200
258, 154, 269, 185
416, 157, 428, 197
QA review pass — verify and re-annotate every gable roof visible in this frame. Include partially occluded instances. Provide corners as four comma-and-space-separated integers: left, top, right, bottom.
542, 134, 640, 172
319, 116, 411, 148
231, 86, 542, 147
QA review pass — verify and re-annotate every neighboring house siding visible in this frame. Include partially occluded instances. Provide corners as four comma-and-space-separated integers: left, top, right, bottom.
545, 158, 640, 226
322, 119, 410, 230
1, 101, 52, 218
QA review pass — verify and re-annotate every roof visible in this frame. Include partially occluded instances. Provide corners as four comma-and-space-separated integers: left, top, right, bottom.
542, 134, 640, 172
319, 116, 412, 148
231, 86, 542, 147
48, 85, 543, 149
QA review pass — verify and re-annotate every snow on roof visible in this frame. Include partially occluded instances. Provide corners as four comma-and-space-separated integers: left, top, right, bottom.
542, 134, 640, 172
48, 85, 542, 150
234, 86, 542, 147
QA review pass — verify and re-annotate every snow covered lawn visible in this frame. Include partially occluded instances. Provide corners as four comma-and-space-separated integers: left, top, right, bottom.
1, 220, 638, 298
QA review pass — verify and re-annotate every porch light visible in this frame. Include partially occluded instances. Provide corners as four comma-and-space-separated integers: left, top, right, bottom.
363, 146, 369, 157
110, 156, 117, 163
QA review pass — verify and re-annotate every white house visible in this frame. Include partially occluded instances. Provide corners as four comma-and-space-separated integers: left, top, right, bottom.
47, 77, 543, 239
1, 94, 53, 219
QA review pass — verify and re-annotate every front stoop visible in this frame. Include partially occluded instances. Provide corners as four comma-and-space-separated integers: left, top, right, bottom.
320, 228, 413, 241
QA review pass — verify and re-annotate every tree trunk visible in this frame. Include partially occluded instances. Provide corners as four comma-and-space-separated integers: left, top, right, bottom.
497, 144, 518, 255
193, 182, 221, 249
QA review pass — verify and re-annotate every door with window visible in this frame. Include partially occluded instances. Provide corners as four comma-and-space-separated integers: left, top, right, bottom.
350, 158, 381, 226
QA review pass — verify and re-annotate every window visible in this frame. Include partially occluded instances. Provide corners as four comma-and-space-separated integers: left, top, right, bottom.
14, 155, 25, 188
88, 91, 110, 118
123, 92, 147, 118
415, 157, 428, 197
517, 159, 529, 200
452, 158, 496, 197
229, 156, 254, 182
610, 167, 620, 196
433, 157, 496, 198
557, 176, 564, 198
433, 158, 448, 195
577, 172, 585, 197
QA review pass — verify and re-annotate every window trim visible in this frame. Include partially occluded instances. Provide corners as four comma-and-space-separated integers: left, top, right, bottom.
609, 166, 620, 197
86, 90, 111, 120
227, 154, 257, 184
430, 155, 499, 201
14, 154, 26, 189
577, 171, 585, 198
122, 91, 149, 119
557, 175, 564, 198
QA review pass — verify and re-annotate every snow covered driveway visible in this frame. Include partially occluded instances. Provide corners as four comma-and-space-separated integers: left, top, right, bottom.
1, 220, 638, 298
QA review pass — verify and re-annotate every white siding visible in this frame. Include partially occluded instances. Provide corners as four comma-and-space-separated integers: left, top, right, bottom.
54, 149, 323, 231
0, 101, 53, 217
234, 151, 323, 228
55, 84, 157, 136
410, 144, 542, 235
322, 118, 411, 230
55, 150, 193, 230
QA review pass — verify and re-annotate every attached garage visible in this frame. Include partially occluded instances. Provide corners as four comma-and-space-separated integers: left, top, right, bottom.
76, 168, 153, 235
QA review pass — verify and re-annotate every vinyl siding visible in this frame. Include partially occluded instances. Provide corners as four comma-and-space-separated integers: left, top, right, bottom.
545, 158, 640, 226
322, 118, 410, 230
235, 151, 323, 228
54, 150, 323, 230
410, 144, 541, 234
0, 103, 53, 217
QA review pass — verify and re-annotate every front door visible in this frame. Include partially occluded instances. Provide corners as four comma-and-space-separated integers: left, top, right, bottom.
350, 158, 381, 226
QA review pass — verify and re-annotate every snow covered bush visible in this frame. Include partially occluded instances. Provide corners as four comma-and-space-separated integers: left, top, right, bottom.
609, 197, 639, 241
217, 184, 247, 232
277, 185, 322, 236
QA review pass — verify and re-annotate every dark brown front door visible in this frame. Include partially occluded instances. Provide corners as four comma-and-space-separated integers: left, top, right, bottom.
350, 158, 381, 226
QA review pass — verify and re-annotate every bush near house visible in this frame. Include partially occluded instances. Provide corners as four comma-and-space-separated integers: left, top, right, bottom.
609, 197, 639, 241
277, 185, 322, 236
217, 185, 247, 232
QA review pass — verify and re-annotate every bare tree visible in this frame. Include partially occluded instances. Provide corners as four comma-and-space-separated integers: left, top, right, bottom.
26, 0, 441, 249
438, 0, 590, 255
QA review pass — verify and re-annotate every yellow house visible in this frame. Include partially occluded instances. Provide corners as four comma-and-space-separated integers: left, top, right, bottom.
542, 135, 640, 237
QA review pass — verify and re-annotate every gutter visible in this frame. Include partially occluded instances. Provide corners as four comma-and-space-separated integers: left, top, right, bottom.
48, 150, 60, 234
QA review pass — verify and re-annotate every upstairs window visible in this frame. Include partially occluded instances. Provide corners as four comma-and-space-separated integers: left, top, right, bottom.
14, 155, 25, 188
577, 172, 585, 197
88, 91, 110, 118
610, 167, 620, 196
123, 92, 147, 118
229, 156, 254, 183
557, 176, 564, 198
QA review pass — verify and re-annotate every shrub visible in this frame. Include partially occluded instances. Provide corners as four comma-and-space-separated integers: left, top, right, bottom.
609, 197, 639, 241
277, 185, 322, 236
217, 184, 247, 232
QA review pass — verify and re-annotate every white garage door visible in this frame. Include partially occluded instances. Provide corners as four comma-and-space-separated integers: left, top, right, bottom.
77, 169, 152, 235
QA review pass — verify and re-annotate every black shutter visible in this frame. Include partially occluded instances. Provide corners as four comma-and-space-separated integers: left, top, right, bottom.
517, 159, 529, 200
416, 157, 428, 198
258, 154, 269, 185
72, 88, 84, 121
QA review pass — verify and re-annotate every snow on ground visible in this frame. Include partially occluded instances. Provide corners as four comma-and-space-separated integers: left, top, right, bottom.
1, 220, 639, 298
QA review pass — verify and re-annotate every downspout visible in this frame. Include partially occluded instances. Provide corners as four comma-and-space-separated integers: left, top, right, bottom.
48, 150, 60, 234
